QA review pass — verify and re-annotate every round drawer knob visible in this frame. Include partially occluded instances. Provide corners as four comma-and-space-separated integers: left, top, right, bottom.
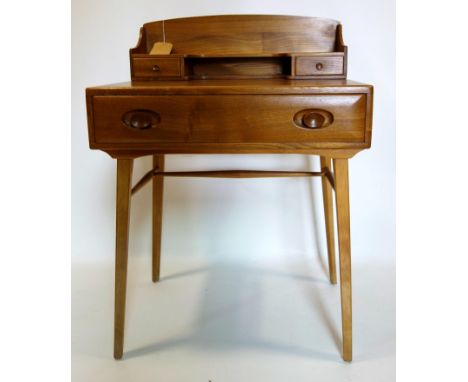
302, 112, 325, 129
152, 65, 160, 72
316, 62, 323, 71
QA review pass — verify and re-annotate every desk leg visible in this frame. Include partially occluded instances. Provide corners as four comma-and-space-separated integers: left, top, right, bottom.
320, 157, 337, 284
114, 158, 133, 360
152, 154, 165, 282
333, 158, 352, 362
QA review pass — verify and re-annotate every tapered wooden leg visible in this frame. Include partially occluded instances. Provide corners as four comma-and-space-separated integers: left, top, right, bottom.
114, 159, 133, 360
333, 158, 352, 362
320, 157, 337, 284
152, 154, 165, 282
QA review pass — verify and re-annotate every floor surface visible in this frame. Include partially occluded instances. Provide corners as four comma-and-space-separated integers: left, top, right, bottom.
72, 254, 395, 382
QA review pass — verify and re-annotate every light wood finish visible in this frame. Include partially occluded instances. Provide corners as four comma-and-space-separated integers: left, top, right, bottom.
320, 157, 337, 284
104, 148, 363, 160
333, 158, 352, 362
89, 92, 370, 150
152, 155, 164, 282
153, 169, 326, 179
132, 57, 182, 79
295, 55, 344, 76
85, 16, 374, 362
86, 79, 373, 159
131, 169, 328, 197
133, 15, 340, 55
114, 159, 134, 360
92, 94, 366, 144
131, 53, 347, 81
87, 79, 370, 95
129, 15, 347, 80
186, 56, 290, 79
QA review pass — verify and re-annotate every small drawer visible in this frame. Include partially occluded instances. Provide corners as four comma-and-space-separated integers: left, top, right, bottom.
295, 55, 344, 76
132, 58, 182, 79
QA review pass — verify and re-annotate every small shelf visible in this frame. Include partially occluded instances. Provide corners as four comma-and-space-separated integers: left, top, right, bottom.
129, 20, 347, 81
130, 53, 345, 80
185, 56, 292, 79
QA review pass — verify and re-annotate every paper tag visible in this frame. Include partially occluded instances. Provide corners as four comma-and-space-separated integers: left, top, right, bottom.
150, 42, 173, 55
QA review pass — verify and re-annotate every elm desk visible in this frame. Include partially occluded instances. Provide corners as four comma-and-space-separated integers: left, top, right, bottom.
85, 16, 374, 362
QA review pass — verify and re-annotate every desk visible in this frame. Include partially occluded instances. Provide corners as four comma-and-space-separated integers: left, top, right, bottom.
86, 16, 374, 362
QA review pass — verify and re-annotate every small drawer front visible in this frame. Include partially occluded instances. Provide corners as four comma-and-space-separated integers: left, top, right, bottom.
295, 56, 344, 76
132, 58, 181, 78
92, 94, 367, 145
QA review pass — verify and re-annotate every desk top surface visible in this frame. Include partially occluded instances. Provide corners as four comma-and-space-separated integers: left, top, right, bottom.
87, 79, 372, 96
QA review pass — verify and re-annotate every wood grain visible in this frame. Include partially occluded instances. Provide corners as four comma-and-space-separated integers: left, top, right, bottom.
114, 159, 133, 360
87, 79, 371, 95
152, 155, 164, 282
138, 15, 340, 54
295, 55, 344, 76
320, 157, 337, 284
85, 80, 372, 158
132, 57, 182, 79
132, 169, 328, 195
91, 94, 367, 145
85, 15, 374, 362
152, 170, 326, 178
186, 56, 290, 78
333, 158, 352, 361
129, 15, 347, 80
101, 147, 365, 160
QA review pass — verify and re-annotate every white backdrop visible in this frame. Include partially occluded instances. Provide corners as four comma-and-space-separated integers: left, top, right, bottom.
72, 0, 395, 266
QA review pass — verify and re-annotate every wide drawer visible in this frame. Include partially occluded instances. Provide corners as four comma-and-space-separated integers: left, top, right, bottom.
91, 94, 367, 144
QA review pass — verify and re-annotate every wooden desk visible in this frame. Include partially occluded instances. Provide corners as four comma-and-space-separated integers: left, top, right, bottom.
86, 15, 374, 362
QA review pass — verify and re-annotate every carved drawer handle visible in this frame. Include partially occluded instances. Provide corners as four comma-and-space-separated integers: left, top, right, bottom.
293, 109, 334, 129
122, 110, 160, 130
315, 62, 324, 71
152, 65, 160, 72
302, 112, 325, 128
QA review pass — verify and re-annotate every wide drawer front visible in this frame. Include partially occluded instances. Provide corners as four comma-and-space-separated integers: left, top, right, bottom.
92, 95, 367, 144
